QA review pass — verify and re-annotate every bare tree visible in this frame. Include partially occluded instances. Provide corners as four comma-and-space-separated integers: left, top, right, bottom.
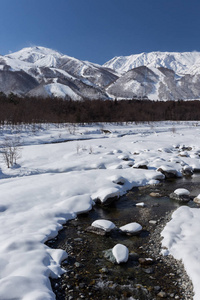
1, 136, 22, 168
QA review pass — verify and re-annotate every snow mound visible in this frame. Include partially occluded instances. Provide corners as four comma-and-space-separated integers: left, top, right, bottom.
112, 244, 129, 264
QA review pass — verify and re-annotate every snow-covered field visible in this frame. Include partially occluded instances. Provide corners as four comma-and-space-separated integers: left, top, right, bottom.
0, 121, 200, 300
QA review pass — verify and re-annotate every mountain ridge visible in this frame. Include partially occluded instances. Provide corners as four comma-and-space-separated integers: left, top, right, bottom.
103, 51, 200, 75
1, 46, 200, 101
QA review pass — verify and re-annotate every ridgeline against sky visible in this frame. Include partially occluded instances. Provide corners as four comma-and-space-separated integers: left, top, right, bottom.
1, 0, 200, 64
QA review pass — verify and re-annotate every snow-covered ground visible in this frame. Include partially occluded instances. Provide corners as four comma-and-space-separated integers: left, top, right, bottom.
0, 121, 200, 299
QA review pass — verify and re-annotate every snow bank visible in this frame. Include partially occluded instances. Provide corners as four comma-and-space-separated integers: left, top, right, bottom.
161, 206, 200, 300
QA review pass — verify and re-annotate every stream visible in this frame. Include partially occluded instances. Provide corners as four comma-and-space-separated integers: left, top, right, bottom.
47, 174, 200, 300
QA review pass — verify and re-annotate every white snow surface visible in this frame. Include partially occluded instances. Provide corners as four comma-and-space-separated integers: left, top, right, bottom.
0, 121, 200, 299
112, 244, 129, 264
91, 219, 116, 232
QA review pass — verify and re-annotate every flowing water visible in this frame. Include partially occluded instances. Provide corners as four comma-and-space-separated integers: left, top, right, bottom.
48, 175, 200, 300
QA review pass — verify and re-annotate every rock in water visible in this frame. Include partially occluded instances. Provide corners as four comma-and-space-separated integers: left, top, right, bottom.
91, 219, 116, 232
119, 222, 142, 235
112, 244, 129, 264
157, 166, 177, 178
169, 188, 190, 203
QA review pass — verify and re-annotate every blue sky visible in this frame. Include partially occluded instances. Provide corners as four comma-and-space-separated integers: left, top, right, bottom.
1, 0, 200, 64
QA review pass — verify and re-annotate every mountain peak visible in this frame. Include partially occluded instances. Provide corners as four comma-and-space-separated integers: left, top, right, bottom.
5, 46, 63, 65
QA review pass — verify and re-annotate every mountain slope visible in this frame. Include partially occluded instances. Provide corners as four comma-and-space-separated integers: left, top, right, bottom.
106, 65, 200, 101
104, 51, 200, 100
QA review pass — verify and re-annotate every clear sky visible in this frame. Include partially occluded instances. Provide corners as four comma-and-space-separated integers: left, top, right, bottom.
1, 0, 200, 64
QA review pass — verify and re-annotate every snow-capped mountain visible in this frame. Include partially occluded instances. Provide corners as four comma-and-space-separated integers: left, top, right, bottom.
1, 47, 200, 101
104, 51, 200, 100
0, 46, 118, 100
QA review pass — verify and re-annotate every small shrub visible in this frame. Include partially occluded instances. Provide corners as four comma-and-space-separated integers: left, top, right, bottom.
1, 136, 22, 168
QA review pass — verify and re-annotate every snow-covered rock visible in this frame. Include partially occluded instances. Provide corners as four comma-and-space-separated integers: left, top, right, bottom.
169, 188, 191, 203
93, 187, 120, 205
182, 165, 193, 176
157, 165, 178, 178
91, 219, 116, 232
133, 160, 148, 169
109, 175, 126, 185
174, 188, 190, 196
193, 194, 200, 204
120, 222, 142, 235
112, 244, 129, 264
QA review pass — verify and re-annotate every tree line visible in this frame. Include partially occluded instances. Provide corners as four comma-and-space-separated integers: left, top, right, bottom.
0, 92, 200, 124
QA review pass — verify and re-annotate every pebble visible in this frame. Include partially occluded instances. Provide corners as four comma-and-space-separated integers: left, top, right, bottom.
74, 238, 83, 242
149, 220, 157, 225
100, 267, 109, 273
154, 285, 161, 292
74, 262, 81, 268
139, 257, 154, 265
143, 267, 154, 274
157, 291, 167, 298
149, 192, 162, 197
